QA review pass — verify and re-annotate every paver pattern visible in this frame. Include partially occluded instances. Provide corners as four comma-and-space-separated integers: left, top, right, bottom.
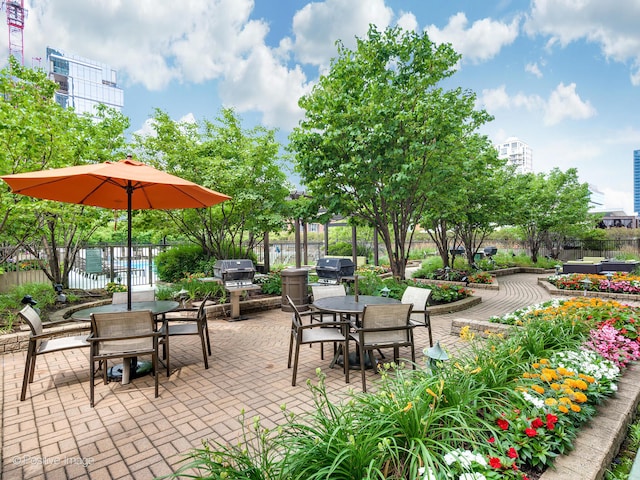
1, 273, 612, 480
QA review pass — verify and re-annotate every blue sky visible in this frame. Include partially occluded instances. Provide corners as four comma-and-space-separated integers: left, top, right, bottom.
5, 0, 640, 213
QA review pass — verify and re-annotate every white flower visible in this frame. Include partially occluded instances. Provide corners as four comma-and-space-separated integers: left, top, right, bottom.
459, 474, 486, 480
417, 466, 437, 480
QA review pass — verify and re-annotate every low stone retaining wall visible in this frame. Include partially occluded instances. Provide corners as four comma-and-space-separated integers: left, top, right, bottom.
450, 317, 512, 338
538, 277, 640, 303
1, 296, 283, 355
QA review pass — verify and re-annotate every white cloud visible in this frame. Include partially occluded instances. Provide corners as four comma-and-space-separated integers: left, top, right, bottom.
218, 44, 310, 130
525, 62, 543, 78
479, 85, 544, 112
425, 12, 519, 63
525, 0, 640, 85
544, 82, 596, 126
23, 0, 269, 90
479, 83, 594, 126
289, 0, 393, 66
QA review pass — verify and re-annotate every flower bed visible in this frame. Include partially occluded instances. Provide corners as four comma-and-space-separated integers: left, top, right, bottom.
169, 298, 638, 480
548, 272, 640, 295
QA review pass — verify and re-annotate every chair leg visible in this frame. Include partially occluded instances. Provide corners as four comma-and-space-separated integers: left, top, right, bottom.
164, 333, 170, 377
292, 341, 301, 386
200, 330, 209, 369
360, 346, 368, 392
90, 354, 95, 408
153, 351, 159, 399
21, 343, 36, 401
427, 323, 433, 347
343, 339, 349, 384
287, 332, 294, 369
204, 325, 212, 356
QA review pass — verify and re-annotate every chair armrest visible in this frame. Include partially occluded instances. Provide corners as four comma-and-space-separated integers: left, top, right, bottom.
88, 331, 161, 342
29, 327, 89, 340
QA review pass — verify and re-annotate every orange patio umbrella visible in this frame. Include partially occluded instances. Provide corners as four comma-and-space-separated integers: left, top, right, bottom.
1, 157, 230, 308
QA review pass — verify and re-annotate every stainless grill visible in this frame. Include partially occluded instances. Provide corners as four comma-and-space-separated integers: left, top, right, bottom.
213, 259, 256, 288
315, 257, 355, 285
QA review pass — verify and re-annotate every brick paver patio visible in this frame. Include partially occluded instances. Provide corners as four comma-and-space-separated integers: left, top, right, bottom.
1, 274, 559, 479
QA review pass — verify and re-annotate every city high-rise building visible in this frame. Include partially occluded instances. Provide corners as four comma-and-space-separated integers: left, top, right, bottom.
46, 47, 123, 116
634, 149, 640, 215
497, 137, 533, 174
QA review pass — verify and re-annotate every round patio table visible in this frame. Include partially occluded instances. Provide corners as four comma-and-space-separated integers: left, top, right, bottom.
312, 295, 400, 369
70, 300, 180, 321
71, 300, 179, 383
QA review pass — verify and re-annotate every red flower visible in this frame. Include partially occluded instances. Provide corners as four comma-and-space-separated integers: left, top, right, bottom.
525, 428, 537, 437
488, 436, 495, 443
507, 447, 518, 458
546, 413, 558, 430
497, 418, 509, 430
531, 417, 544, 428
489, 457, 502, 469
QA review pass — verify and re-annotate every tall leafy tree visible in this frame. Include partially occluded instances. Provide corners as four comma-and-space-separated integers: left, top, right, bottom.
289, 26, 493, 278
133, 108, 291, 260
0, 57, 130, 286
509, 168, 591, 262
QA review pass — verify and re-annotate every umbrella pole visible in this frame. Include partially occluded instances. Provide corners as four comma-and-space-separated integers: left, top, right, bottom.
127, 183, 133, 310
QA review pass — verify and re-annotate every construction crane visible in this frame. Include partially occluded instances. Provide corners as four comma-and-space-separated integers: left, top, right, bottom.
2, 0, 26, 65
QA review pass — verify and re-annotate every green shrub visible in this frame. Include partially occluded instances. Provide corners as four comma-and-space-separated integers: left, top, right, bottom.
327, 241, 369, 257
155, 245, 206, 282
255, 271, 282, 295
0, 282, 58, 331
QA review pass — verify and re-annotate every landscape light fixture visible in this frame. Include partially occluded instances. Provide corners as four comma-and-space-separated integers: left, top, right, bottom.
580, 277, 592, 296
424, 341, 449, 371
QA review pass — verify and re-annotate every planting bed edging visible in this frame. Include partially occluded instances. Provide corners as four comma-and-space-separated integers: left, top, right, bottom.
538, 278, 640, 302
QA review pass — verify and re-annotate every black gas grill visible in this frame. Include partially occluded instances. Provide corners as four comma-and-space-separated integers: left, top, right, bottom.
483, 246, 498, 257
315, 257, 355, 285
213, 259, 256, 287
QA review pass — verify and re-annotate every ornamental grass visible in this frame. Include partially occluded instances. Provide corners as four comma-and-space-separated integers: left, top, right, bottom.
166, 298, 638, 480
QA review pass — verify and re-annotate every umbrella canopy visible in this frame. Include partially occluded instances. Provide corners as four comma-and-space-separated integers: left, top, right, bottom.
1, 157, 230, 308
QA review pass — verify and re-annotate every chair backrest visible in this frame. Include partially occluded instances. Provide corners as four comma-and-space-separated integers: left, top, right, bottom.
90, 310, 155, 354
19, 305, 46, 350
286, 295, 303, 329
360, 303, 413, 345
401, 286, 431, 323
312, 284, 346, 301
196, 292, 212, 321
112, 289, 155, 304
19, 305, 43, 337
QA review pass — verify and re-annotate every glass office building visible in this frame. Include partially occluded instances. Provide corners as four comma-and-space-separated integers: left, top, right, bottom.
634, 149, 640, 214
46, 47, 123, 116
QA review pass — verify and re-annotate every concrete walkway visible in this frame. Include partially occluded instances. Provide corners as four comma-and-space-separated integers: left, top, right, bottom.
0, 273, 636, 479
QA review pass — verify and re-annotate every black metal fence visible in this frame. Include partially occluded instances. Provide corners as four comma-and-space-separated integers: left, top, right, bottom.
2, 238, 639, 292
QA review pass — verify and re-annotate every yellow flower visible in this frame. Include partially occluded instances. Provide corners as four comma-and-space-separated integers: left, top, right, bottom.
550, 383, 561, 391
558, 397, 572, 404
532, 385, 545, 395
545, 398, 558, 406
574, 379, 588, 391
579, 374, 595, 383
532, 363, 540, 369
571, 404, 582, 413
540, 358, 550, 365
573, 392, 588, 403
558, 405, 569, 414
403, 402, 413, 412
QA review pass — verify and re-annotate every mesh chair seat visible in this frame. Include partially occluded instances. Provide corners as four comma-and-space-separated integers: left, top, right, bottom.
89, 310, 160, 407
19, 305, 89, 401
350, 303, 415, 392
401, 286, 433, 347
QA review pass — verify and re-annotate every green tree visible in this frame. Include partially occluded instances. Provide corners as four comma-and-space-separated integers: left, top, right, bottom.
0, 57, 130, 286
509, 168, 591, 262
133, 108, 291, 260
289, 26, 493, 279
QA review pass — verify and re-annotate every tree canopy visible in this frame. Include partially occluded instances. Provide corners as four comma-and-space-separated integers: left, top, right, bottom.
133, 108, 292, 260
289, 26, 494, 278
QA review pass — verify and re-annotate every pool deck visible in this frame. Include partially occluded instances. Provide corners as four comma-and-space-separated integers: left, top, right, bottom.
1, 273, 638, 479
